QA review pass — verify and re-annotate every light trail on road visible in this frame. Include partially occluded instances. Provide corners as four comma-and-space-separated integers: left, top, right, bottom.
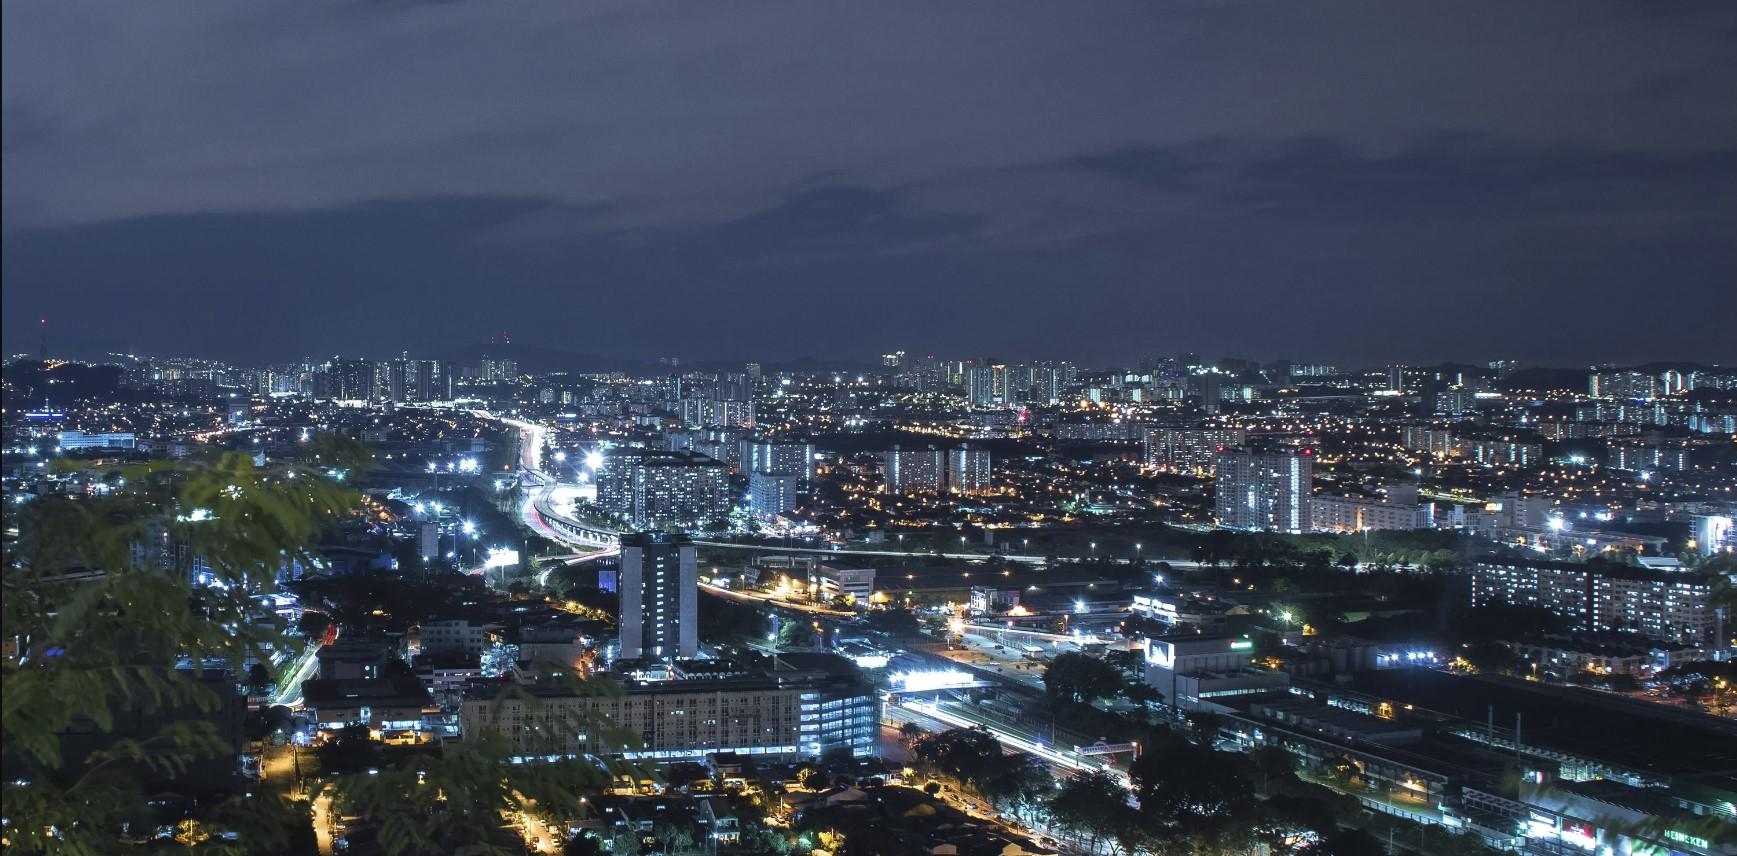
889, 698, 1131, 788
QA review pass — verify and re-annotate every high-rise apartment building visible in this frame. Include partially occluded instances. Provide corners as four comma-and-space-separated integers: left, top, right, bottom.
1002, 363, 1060, 406
1143, 427, 1248, 475
387, 358, 408, 403
883, 445, 946, 494
1471, 558, 1721, 648
743, 441, 816, 480
332, 358, 376, 401
965, 363, 1006, 407
596, 450, 729, 528
410, 360, 437, 402
1214, 448, 1313, 533
1589, 371, 1658, 401
478, 357, 518, 383
436, 360, 457, 400
747, 471, 800, 518
945, 445, 993, 495
679, 398, 755, 429
618, 531, 699, 661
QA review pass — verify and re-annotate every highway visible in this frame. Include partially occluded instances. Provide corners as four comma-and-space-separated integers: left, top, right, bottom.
887, 697, 1130, 786
698, 580, 856, 616
476, 409, 1207, 578
272, 637, 328, 707
693, 540, 1205, 568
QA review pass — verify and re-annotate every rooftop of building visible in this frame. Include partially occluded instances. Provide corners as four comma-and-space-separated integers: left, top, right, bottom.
1501, 631, 1703, 657
316, 639, 394, 662
620, 530, 694, 547
1346, 669, 1737, 779
1474, 555, 1711, 585
604, 449, 725, 467
302, 676, 431, 708
461, 655, 873, 702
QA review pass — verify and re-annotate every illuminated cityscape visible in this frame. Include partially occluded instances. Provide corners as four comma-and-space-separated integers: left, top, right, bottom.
4, 4, 1735, 856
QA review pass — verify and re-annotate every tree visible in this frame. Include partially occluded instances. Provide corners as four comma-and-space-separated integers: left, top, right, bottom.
1251, 794, 1338, 855
563, 832, 606, 856
864, 607, 922, 637
1049, 770, 1131, 853
986, 753, 1053, 822
319, 724, 382, 776
1103, 648, 1143, 678
653, 821, 706, 856
4, 444, 629, 856
1300, 827, 1387, 856
611, 830, 643, 856
1043, 651, 1124, 705
247, 662, 274, 696
4, 451, 357, 853
1121, 680, 1163, 708
1130, 740, 1260, 853
796, 764, 829, 791
775, 617, 822, 650
297, 610, 335, 642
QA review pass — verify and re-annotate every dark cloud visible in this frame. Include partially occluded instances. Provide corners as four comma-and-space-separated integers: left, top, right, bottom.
2, 1, 1734, 365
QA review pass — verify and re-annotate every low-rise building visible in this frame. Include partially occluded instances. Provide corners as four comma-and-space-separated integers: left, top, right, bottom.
303, 676, 435, 735
1310, 495, 1435, 533
805, 562, 875, 603
1143, 635, 1289, 711
459, 654, 878, 762
418, 618, 496, 657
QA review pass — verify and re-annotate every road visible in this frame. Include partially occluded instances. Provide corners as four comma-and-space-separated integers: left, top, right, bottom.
933, 637, 1049, 689
887, 697, 1130, 787
695, 540, 1211, 570
698, 580, 856, 616
477, 410, 1213, 578
272, 638, 326, 707
312, 791, 336, 856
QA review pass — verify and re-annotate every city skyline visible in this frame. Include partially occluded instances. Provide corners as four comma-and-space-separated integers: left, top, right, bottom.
5, 4, 1734, 855
5, 2, 1736, 365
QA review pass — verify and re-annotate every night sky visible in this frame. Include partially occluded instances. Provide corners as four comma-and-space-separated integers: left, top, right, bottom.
4, 2, 1734, 368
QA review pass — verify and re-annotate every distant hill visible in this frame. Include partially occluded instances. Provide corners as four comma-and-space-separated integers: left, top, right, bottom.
686, 356, 879, 374
432, 343, 649, 375
1499, 367, 1590, 392
1629, 361, 1724, 374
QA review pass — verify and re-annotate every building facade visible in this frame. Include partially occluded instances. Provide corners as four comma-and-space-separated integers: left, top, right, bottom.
619, 531, 699, 661
459, 655, 878, 762
945, 445, 993, 495
747, 471, 800, 519
1214, 448, 1313, 533
1310, 495, 1435, 533
597, 449, 729, 528
742, 441, 816, 480
1471, 557, 1721, 649
1143, 427, 1247, 475
882, 445, 945, 494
